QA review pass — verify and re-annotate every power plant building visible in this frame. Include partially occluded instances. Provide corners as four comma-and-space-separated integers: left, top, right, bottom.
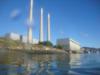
5, 33, 20, 41
57, 38, 81, 51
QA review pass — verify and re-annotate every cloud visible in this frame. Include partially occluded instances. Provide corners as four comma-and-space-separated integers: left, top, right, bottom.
24, 19, 34, 28
26, 19, 34, 26
10, 9, 21, 20
60, 30, 65, 36
80, 32, 89, 38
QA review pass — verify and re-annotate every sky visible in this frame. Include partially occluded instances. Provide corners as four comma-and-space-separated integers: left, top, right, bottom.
0, 0, 100, 48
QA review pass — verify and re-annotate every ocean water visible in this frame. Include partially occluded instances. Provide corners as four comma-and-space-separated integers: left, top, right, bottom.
0, 49, 100, 75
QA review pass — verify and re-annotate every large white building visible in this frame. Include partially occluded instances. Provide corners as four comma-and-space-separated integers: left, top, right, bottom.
5, 33, 20, 41
57, 38, 81, 51
5, 32, 38, 44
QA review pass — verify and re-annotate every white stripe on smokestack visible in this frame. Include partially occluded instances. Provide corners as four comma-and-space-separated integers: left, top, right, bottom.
47, 13, 51, 41
39, 8, 44, 42
28, 0, 33, 44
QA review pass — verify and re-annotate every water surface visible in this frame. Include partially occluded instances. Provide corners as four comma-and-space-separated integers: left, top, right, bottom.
0, 49, 100, 75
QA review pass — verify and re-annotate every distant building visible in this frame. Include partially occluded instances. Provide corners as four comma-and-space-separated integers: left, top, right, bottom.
57, 38, 81, 51
5, 33, 20, 41
81, 47, 100, 53
5, 32, 38, 44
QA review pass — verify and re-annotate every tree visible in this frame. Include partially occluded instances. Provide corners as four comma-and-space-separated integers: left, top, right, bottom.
38, 41, 53, 47
44, 41, 53, 47
38, 42, 44, 45
56, 45, 63, 49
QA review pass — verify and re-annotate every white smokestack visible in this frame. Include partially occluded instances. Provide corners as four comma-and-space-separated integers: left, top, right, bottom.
47, 13, 51, 41
29, 0, 33, 23
39, 8, 44, 42
28, 0, 33, 44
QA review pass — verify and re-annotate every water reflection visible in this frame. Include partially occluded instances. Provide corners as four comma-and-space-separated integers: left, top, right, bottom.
24, 54, 70, 75
0, 49, 70, 75
70, 53, 81, 68
1, 49, 100, 75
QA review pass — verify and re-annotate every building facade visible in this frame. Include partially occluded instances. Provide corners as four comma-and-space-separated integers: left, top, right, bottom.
5, 33, 20, 41
57, 38, 81, 52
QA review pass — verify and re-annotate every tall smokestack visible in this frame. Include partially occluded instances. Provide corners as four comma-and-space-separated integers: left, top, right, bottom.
47, 13, 51, 41
28, 0, 33, 44
39, 8, 43, 42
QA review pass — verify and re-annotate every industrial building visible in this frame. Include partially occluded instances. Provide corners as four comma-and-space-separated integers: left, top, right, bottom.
5, 33, 20, 41
4, 0, 51, 45
57, 38, 81, 52
28, 0, 51, 43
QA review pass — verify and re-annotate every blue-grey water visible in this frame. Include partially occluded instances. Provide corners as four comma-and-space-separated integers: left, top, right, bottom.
0, 49, 100, 75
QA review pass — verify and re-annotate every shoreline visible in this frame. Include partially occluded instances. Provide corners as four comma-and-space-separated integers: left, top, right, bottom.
0, 47, 68, 54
